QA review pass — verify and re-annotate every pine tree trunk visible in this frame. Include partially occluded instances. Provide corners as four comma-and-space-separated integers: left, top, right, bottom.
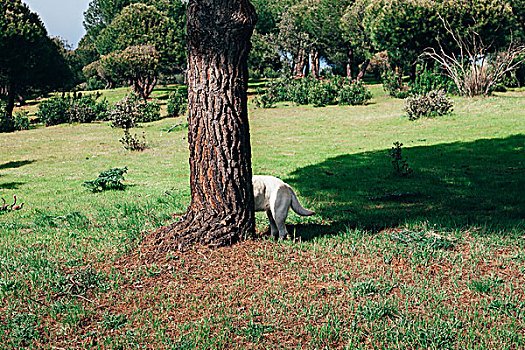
294, 49, 305, 77
6, 82, 15, 117
356, 58, 370, 81
152, 0, 257, 251
346, 48, 353, 78
311, 49, 320, 79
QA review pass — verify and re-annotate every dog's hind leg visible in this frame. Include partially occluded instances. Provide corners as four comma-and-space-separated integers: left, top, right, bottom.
271, 186, 291, 240
266, 209, 279, 238
272, 207, 289, 240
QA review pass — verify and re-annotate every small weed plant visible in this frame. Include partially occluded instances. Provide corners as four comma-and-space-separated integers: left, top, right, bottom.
389, 142, 412, 176
120, 129, 148, 151
389, 230, 455, 250
358, 299, 399, 322
83, 167, 128, 192
110, 93, 155, 150
102, 312, 128, 330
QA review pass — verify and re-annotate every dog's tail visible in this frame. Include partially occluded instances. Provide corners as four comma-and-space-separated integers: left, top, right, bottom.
289, 188, 315, 216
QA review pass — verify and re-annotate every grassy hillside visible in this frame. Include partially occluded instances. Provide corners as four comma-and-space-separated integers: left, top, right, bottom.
0, 85, 524, 348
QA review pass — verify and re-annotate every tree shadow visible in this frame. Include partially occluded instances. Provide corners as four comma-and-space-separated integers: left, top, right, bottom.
0, 160, 35, 170
0, 182, 25, 190
285, 135, 524, 239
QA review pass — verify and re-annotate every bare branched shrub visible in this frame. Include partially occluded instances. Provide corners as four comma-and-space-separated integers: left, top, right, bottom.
423, 19, 525, 97
404, 90, 454, 120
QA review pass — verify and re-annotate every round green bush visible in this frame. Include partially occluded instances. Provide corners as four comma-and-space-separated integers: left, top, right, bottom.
338, 81, 372, 105
167, 90, 188, 117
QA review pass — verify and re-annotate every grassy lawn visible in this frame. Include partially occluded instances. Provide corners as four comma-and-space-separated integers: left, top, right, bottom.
1, 85, 524, 348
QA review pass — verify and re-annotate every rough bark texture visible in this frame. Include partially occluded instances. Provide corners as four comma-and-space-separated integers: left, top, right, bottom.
346, 48, 353, 78
6, 82, 15, 118
151, 0, 257, 251
294, 48, 310, 77
356, 58, 370, 82
311, 49, 320, 79
133, 75, 157, 102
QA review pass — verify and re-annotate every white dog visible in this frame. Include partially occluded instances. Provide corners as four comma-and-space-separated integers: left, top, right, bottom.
253, 175, 315, 239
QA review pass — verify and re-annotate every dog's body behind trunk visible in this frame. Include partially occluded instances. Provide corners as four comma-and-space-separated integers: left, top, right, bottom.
253, 175, 315, 239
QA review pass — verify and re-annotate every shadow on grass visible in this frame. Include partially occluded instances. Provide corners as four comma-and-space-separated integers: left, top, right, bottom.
286, 135, 524, 239
0, 182, 25, 190
0, 160, 35, 170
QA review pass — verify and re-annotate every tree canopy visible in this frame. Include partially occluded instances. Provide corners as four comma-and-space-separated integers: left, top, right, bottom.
0, 0, 72, 117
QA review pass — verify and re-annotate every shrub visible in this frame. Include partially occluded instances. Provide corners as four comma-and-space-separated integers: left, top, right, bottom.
84, 76, 106, 91
404, 90, 454, 120
338, 80, 372, 105
37, 96, 70, 126
382, 70, 410, 98
253, 89, 277, 108
37, 93, 107, 126
253, 76, 372, 108
109, 94, 140, 129
68, 95, 108, 123
289, 77, 312, 105
120, 129, 148, 151
83, 167, 128, 192
136, 100, 161, 123
109, 93, 160, 127
167, 90, 188, 117
409, 66, 456, 95
13, 111, 30, 131
0, 116, 15, 133
308, 79, 339, 107
0, 101, 14, 133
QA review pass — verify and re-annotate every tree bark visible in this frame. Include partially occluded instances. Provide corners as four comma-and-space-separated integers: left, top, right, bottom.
302, 50, 309, 77
356, 58, 370, 82
6, 82, 15, 117
346, 47, 353, 78
294, 48, 305, 77
311, 49, 320, 79
152, 0, 257, 251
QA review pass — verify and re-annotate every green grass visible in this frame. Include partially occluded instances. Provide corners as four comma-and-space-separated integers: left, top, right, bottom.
1, 84, 524, 348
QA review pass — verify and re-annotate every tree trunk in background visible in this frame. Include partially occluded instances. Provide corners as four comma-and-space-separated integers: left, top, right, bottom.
346, 48, 353, 78
311, 49, 320, 79
304, 50, 310, 77
5, 82, 15, 117
153, 0, 257, 251
356, 58, 370, 82
294, 48, 305, 77
409, 61, 417, 82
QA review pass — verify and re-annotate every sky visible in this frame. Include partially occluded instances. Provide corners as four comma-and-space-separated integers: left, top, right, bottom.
22, 0, 92, 48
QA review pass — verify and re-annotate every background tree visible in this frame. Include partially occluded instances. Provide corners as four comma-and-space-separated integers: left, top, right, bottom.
94, 3, 184, 74
367, 0, 520, 80
154, 0, 257, 250
340, 0, 375, 80
366, 0, 441, 80
248, 0, 285, 77
277, 5, 311, 76
83, 0, 134, 43
0, 0, 72, 117
89, 45, 160, 100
